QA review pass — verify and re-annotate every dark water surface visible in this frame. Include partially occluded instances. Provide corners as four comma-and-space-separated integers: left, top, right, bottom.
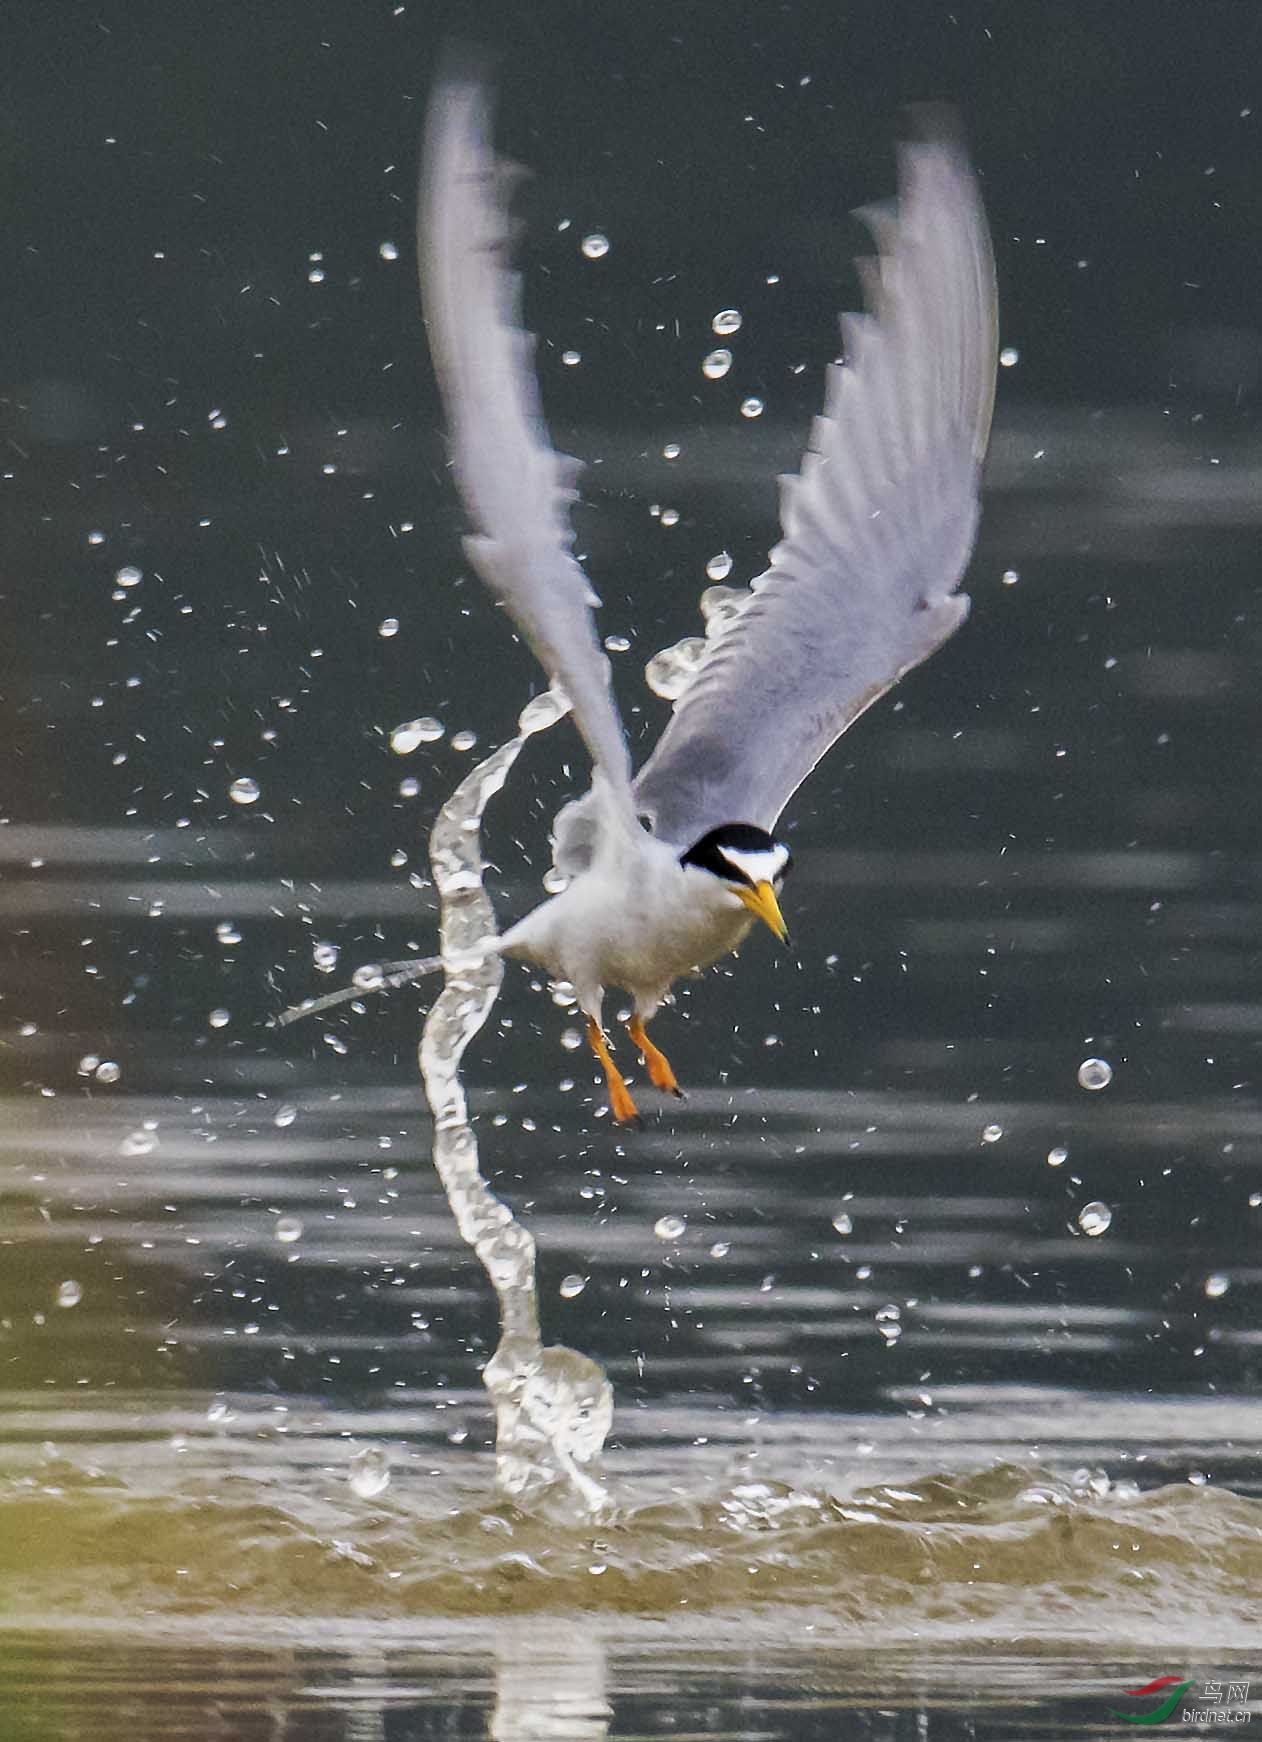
3, 3, 1262, 1736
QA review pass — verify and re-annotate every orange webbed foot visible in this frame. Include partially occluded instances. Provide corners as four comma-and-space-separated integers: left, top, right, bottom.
627, 1015, 685, 1099
585, 1017, 642, 1125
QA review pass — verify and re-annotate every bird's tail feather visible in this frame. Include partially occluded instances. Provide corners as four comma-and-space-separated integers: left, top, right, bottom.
272, 945, 500, 1028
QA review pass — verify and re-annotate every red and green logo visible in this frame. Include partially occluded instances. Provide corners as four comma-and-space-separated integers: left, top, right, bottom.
1108, 1677, 1196, 1725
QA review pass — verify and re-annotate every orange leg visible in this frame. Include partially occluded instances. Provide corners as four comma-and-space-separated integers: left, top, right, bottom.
585, 1018, 641, 1125
627, 1015, 684, 1098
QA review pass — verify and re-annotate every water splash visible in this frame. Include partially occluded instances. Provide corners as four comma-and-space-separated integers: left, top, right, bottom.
418, 684, 613, 1516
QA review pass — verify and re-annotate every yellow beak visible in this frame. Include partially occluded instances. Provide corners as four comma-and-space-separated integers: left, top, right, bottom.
737, 879, 789, 944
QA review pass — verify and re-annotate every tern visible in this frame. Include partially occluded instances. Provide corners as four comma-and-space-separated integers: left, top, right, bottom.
384, 66, 995, 1124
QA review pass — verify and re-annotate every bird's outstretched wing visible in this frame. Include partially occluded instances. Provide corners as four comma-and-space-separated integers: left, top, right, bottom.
418, 55, 636, 827
633, 113, 997, 846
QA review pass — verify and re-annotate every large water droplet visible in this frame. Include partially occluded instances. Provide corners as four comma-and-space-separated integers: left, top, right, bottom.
645, 637, 706, 702
1204, 1272, 1231, 1299
1077, 1057, 1113, 1091
208, 1008, 230, 1029
1077, 1201, 1112, 1237
581, 233, 609, 260
115, 565, 143, 588
215, 921, 241, 946
705, 551, 733, 580
451, 730, 478, 752
999, 346, 1020, 367
312, 941, 339, 974
94, 1060, 121, 1085
347, 1445, 391, 1499
518, 689, 570, 734
56, 1279, 82, 1309
273, 1104, 297, 1128
1047, 1145, 1068, 1167
701, 348, 733, 380
712, 309, 742, 336
740, 396, 764, 419
981, 1123, 1003, 1145
390, 720, 426, 755
228, 776, 260, 806
378, 617, 399, 638
378, 240, 399, 261
831, 1211, 852, 1236
654, 1214, 687, 1241
559, 1274, 587, 1299
275, 1215, 304, 1244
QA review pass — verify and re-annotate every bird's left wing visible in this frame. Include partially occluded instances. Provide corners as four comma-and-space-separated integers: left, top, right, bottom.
419, 57, 636, 827
633, 115, 997, 847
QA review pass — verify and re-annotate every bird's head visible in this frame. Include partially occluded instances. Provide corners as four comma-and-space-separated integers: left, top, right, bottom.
679, 823, 792, 942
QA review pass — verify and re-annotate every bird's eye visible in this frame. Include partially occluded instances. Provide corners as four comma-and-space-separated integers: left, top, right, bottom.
637, 813, 654, 834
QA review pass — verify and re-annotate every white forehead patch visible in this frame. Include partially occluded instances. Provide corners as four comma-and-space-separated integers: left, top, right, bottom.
716, 843, 790, 885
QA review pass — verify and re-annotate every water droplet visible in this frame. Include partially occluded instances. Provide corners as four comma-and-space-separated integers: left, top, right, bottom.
561, 348, 582, 366
875, 1303, 902, 1343
56, 1280, 82, 1309
119, 1129, 158, 1157
378, 240, 398, 261
1250, 1192, 1262, 1209
580, 233, 609, 260
654, 1214, 687, 1241
228, 776, 260, 806
832, 1212, 853, 1235
712, 309, 742, 336
399, 777, 420, 798
1047, 1145, 1068, 1167
273, 1104, 297, 1128
323, 1032, 348, 1055
206, 1396, 232, 1423
347, 1445, 391, 1499
115, 565, 143, 588
390, 719, 426, 755
378, 617, 399, 638
604, 633, 631, 653
518, 690, 569, 733
981, 1123, 1003, 1144
77, 1054, 100, 1077
659, 508, 680, 527
1077, 1201, 1112, 1237
705, 551, 734, 581
542, 866, 570, 894
275, 1215, 304, 1244
740, 396, 764, 419
645, 637, 706, 701
312, 941, 339, 974
215, 921, 241, 946
208, 1008, 230, 1029
94, 1060, 121, 1085
1205, 1272, 1230, 1298
352, 964, 384, 991
1001, 568, 1019, 586
701, 348, 733, 380
560, 1027, 583, 1051
999, 346, 1019, 367
559, 1274, 587, 1299
710, 1241, 731, 1258
1077, 1057, 1113, 1091
87, 529, 106, 547
451, 729, 477, 752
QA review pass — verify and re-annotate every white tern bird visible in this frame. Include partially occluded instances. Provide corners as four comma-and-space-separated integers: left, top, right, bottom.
405, 65, 995, 1123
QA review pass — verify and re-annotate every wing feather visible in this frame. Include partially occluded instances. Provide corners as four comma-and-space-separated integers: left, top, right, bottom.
418, 56, 635, 823
634, 111, 997, 844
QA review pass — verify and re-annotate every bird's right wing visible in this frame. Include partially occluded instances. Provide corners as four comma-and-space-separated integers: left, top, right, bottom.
418, 56, 637, 831
633, 114, 997, 847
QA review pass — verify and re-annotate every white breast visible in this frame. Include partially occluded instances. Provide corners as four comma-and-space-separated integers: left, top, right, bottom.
500, 835, 752, 1018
